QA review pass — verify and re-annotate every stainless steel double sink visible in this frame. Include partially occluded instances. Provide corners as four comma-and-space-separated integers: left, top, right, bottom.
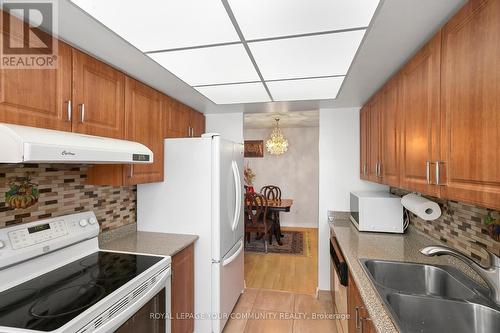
360, 259, 500, 332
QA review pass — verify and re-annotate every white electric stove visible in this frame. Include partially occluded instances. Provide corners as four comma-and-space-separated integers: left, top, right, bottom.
0, 211, 171, 333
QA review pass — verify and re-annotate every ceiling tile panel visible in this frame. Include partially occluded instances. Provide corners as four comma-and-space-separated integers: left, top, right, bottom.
228, 0, 379, 40
148, 44, 259, 86
195, 82, 271, 104
267, 77, 344, 101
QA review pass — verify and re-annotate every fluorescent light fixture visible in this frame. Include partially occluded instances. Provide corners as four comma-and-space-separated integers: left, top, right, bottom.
228, 0, 379, 40
267, 77, 344, 101
148, 44, 259, 86
71, 0, 239, 51
249, 30, 365, 80
195, 82, 271, 104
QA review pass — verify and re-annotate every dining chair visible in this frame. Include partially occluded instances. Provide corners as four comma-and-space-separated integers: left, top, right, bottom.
244, 192, 272, 253
260, 185, 284, 242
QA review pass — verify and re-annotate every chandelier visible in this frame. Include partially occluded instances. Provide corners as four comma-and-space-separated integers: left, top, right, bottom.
266, 118, 288, 155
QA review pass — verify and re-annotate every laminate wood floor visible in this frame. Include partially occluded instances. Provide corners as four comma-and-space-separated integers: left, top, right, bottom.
244, 227, 318, 295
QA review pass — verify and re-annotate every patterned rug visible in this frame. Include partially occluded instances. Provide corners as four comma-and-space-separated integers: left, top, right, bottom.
244, 230, 309, 255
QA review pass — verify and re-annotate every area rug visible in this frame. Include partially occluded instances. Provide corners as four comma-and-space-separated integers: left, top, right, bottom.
244, 230, 309, 256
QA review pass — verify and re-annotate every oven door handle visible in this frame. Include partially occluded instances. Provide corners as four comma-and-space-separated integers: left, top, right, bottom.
93, 267, 171, 333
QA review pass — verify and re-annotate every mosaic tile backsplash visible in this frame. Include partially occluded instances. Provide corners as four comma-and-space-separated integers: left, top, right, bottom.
0, 164, 136, 232
391, 188, 500, 265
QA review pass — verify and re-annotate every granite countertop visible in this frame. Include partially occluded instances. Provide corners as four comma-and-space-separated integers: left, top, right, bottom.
99, 223, 198, 257
330, 218, 485, 333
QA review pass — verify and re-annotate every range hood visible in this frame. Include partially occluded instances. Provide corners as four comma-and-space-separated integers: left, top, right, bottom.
0, 123, 153, 164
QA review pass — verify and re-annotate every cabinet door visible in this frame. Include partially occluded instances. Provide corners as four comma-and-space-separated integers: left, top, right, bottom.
348, 274, 375, 333
440, 0, 500, 210
360, 106, 369, 180
368, 97, 381, 183
172, 245, 194, 333
400, 33, 441, 197
124, 78, 164, 185
166, 100, 191, 138
381, 77, 401, 187
0, 11, 72, 131
72, 49, 125, 138
190, 110, 205, 137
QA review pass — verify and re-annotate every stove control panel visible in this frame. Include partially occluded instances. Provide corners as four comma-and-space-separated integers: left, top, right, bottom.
0, 211, 99, 269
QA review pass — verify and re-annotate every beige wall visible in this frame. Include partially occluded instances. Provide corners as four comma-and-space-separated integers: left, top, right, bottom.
244, 127, 319, 228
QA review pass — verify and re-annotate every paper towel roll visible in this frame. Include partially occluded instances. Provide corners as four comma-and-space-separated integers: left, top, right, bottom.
401, 193, 442, 221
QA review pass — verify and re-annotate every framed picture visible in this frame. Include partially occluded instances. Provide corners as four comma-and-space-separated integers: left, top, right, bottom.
244, 140, 264, 158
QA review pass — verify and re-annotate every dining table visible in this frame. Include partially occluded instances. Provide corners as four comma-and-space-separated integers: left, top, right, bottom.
258, 198, 293, 246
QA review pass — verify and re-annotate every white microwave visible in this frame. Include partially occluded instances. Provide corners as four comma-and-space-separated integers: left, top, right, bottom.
350, 191, 404, 233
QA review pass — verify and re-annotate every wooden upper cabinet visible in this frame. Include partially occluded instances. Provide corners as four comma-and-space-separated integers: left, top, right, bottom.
400, 32, 441, 197
368, 96, 382, 183
380, 76, 401, 187
191, 110, 206, 137
360, 106, 369, 180
166, 100, 191, 138
124, 78, 164, 185
440, 0, 500, 210
72, 50, 125, 139
0, 11, 72, 131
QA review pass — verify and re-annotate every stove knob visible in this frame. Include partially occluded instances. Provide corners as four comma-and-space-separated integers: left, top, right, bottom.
79, 219, 89, 227
89, 217, 98, 225
0, 240, 5, 249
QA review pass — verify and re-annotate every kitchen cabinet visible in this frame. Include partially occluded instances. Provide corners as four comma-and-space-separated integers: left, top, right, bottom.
400, 32, 441, 197
359, 105, 369, 180
367, 95, 382, 183
166, 100, 205, 138
439, 0, 500, 210
348, 274, 375, 333
87, 77, 165, 186
123, 77, 165, 185
171, 244, 194, 333
115, 288, 166, 333
72, 49, 125, 139
380, 76, 401, 187
0, 11, 72, 131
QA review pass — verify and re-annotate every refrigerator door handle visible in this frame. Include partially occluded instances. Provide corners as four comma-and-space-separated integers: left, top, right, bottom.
231, 160, 242, 232
222, 239, 244, 267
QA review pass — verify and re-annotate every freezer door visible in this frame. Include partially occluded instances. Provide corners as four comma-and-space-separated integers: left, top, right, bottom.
212, 238, 244, 333
215, 139, 244, 260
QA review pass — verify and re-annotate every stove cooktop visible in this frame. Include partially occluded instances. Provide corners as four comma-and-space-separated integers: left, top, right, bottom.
0, 251, 163, 332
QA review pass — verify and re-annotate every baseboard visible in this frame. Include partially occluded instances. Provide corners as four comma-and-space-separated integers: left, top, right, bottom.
280, 222, 319, 228
316, 289, 331, 302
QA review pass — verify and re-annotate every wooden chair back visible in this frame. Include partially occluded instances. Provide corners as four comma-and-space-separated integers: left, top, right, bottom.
244, 192, 268, 226
260, 185, 282, 201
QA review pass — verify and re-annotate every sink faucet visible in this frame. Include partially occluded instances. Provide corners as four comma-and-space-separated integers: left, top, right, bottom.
420, 245, 500, 305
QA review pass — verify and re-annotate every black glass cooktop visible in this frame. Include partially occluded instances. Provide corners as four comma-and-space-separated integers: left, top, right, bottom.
0, 251, 162, 331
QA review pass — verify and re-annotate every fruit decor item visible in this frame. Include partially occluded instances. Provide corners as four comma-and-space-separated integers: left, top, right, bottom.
5, 176, 40, 209
485, 211, 500, 242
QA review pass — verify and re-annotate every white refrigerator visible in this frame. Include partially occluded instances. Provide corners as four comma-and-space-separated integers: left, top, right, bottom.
137, 134, 244, 333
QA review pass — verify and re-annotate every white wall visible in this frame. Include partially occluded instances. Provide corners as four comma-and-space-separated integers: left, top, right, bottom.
205, 112, 244, 144
318, 108, 388, 290
244, 127, 319, 228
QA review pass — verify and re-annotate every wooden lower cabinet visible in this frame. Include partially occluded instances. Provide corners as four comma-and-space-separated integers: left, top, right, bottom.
171, 244, 194, 333
348, 274, 375, 333
115, 288, 166, 333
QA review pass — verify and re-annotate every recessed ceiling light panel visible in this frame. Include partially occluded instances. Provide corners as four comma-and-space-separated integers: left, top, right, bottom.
195, 82, 271, 104
228, 0, 379, 40
267, 76, 345, 101
71, 0, 239, 51
148, 44, 259, 86
249, 31, 365, 80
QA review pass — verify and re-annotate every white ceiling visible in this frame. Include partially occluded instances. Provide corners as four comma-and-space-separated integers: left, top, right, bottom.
245, 111, 319, 129
71, 0, 379, 104
55, 0, 466, 113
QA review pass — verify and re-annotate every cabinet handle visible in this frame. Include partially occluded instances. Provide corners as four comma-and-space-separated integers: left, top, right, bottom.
378, 162, 382, 177
79, 104, 85, 123
435, 161, 444, 186
129, 165, 134, 178
66, 100, 72, 122
187, 126, 190, 137
426, 161, 431, 184
355, 306, 361, 329
363, 163, 367, 175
